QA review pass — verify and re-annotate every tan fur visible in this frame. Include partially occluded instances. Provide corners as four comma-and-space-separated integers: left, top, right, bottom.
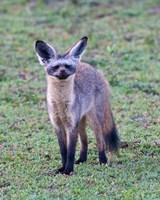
46, 74, 75, 130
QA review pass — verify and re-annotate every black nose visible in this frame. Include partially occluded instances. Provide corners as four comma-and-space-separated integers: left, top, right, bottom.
57, 69, 69, 80
59, 69, 66, 74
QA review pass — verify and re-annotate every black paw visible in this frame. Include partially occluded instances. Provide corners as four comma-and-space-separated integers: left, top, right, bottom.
55, 166, 65, 174
63, 168, 74, 175
75, 158, 87, 164
99, 152, 108, 164
63, 171, 73, 176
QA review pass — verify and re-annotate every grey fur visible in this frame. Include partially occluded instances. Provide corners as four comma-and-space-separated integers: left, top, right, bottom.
35, 37, 119, 175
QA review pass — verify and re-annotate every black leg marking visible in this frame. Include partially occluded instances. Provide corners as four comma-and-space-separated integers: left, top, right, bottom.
56, 129, 67, 174
63, 129, 78, 175
76, 116, 88, 165
75, 151, 87, 164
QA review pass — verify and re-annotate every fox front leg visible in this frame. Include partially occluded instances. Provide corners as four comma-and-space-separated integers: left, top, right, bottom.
55, 128, 67, 174
63, 128, 78, 175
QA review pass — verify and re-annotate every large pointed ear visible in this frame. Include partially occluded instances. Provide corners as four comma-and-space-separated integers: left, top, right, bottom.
67, 36, 88, 59
35, 40, 57, 65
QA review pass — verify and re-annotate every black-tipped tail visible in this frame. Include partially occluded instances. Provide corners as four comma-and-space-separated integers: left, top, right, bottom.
104, 123, 120, 152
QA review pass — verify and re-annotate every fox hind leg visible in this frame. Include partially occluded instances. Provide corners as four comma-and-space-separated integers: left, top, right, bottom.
75, 116, 88, 164
87, 110, 107, 165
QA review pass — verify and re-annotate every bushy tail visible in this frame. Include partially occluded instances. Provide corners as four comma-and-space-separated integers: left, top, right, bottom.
104, 117, 120, 152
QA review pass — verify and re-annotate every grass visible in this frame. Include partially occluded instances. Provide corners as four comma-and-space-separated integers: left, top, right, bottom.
0, 0, 160, 199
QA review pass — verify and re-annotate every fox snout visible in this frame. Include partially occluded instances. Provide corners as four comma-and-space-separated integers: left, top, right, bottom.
47, 64, 76, 80
55, 67, 70, 80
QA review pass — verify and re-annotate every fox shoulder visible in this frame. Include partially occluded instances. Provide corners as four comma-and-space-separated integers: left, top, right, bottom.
75, 62, 111, 93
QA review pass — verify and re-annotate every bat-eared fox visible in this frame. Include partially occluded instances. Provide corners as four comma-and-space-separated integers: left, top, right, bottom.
35, 36, 119, 175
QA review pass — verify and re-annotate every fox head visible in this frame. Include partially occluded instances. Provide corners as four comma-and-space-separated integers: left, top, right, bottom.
35, 37, 88, 80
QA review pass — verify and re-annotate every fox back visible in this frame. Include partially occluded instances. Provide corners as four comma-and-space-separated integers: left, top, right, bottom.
35, 37, 119, 175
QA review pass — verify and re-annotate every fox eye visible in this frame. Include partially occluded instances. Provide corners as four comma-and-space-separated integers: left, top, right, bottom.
54, 65, 59, 70
64, 64, 71, 69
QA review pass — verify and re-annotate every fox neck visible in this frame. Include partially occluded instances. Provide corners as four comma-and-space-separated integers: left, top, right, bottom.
46, 74, 75, 103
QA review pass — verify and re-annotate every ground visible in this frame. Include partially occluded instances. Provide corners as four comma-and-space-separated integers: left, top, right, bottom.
0, 0, 160, 199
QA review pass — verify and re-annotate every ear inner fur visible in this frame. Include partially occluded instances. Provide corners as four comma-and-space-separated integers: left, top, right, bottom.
35, 40, 57, 64
64, 37, 88, 58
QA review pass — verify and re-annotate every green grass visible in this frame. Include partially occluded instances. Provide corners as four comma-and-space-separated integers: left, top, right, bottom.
0, 0, 160, 199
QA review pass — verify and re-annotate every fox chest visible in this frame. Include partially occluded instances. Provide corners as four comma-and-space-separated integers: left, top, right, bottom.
46, 79, 76, 129
47, 99, 75, 129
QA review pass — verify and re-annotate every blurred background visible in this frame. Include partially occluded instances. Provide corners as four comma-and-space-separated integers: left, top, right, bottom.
0, 0, 160, 199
